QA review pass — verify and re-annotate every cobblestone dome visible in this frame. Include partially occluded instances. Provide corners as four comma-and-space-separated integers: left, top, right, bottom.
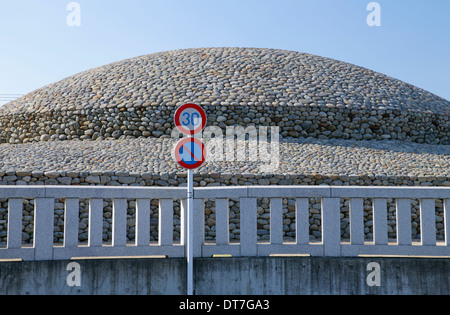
0, 47, 449, 144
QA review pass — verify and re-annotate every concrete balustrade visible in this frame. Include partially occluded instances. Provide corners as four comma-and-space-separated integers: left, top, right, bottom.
0, 185, 449, 261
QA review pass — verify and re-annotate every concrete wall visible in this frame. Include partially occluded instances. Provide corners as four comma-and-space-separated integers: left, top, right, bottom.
1, 256, 450, 295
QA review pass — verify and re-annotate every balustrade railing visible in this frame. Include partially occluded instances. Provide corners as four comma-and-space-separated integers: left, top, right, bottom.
0, 185, 449, 261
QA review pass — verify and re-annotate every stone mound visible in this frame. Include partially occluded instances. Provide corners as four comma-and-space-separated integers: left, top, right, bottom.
0, 47, 449, 244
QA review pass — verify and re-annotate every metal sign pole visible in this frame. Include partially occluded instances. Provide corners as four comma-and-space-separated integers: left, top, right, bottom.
187, 164, 194, 295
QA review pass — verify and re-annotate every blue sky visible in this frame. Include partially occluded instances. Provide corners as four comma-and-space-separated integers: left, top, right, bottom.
0, 0, 449, 106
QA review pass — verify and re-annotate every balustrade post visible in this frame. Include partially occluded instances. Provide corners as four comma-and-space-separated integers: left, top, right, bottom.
136, 199, 151, 246
159, 199, 174, 246
34, 198, 54, 260
64, 198, 79, 248
215, 198, 229, 246
322, 197, 340, 256
7, 198, 23, 250
89, 198, 104, 247
349, 198, 364, 245
420, 199, 436, 246
240, 198, 257, 256
373, 198, 388, 245
270, 198, 283, 245
445, 199, 450, 246
113, 198, 128, 247
396, 198, 412, 245
296, 198, 309, 245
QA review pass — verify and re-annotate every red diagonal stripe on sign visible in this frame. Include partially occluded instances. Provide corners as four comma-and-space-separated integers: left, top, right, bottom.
182, 144, 201, 162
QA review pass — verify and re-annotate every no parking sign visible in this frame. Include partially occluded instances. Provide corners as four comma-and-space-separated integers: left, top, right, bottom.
174, 137, 206, 169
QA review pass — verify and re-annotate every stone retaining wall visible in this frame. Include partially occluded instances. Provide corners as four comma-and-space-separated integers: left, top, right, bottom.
1, 103, 449, 145
0, 170, 449, 246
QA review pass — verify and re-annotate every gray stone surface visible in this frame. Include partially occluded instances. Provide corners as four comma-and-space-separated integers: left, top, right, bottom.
0, 47, 448, 144
0, 137, 447, 177
0, 47, 448, 249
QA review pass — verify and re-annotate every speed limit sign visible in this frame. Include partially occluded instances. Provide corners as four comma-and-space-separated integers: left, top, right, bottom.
174, 103, 207, 135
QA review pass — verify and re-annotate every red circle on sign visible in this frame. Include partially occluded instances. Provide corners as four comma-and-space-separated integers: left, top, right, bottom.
174, 137, 206, 170
174, 103, 207, 136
